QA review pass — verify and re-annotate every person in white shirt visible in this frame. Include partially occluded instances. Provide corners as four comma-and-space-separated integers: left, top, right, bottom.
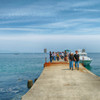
61, 52, 64, 59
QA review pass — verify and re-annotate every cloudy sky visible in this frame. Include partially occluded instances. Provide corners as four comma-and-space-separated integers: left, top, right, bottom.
0, 0, 100, 53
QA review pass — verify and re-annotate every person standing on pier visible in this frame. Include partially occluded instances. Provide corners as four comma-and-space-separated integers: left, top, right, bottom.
52, 52, 56, 61
69, 52, 74, 70
61, 52, 64, 59
56, 53, 59, 61
50, 51, 52, 63
74, 50, 80, 70
64, 55, 68, 62
52, 52, 54, 60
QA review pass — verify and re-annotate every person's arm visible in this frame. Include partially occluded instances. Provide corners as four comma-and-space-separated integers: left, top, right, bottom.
74, 55, 76, 61
78, 55, 80, 61
69, 55, 71, 60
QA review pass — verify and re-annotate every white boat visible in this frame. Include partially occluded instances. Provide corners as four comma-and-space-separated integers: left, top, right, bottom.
78, 49, 92, 66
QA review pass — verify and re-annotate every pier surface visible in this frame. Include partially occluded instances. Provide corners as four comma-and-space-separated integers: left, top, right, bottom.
22, 62, 100, 100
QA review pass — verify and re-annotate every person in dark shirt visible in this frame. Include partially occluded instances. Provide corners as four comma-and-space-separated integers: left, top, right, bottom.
74, 50, 80, 70
50, 51, 52, 63
69, 52, 74, 70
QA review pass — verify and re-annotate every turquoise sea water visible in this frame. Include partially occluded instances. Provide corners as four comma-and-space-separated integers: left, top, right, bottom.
0, 53, 100, 100
86, 53, 100, 76
0, 53, 47, 100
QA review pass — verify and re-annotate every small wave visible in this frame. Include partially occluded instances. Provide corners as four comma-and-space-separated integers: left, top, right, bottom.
0, 86, 20, 93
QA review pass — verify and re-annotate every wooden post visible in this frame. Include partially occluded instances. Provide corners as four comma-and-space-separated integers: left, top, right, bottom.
27, 80, 33, 89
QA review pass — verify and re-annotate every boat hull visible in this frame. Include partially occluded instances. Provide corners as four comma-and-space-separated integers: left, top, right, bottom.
80, 60, 92, 66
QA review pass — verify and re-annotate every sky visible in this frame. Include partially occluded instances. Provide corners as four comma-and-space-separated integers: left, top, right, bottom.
0, 0, 100, 53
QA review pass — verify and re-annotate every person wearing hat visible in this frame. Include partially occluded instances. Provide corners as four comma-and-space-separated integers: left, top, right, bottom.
69, 52, 74, 70
74, 50, 80, 70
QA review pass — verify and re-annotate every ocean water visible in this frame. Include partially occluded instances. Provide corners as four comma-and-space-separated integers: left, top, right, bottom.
0, 53, 100, 100
86, 53, 100, 76
0, 53, 47, 100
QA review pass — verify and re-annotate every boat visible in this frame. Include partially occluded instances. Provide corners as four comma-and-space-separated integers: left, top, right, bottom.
78, 49, 92, 66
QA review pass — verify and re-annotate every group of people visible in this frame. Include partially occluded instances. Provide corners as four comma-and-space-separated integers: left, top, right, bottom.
69, 50, 79, 70
49, 51, 68, 62
49, 50, 79, 70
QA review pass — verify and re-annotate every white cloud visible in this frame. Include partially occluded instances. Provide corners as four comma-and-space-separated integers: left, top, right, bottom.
69, 18, 100, 23
56, 1, 98, 11
0, 28, 44, 32
39, 21, 79, 28
1, 16, 100, 35
0, 34, 100, 52
0, 0, 98, 17
73, 9, 100, 12
0, 3, 56, 17
24, 18, 100, 35
0, 34, 100, 40
0, 19, 37, 24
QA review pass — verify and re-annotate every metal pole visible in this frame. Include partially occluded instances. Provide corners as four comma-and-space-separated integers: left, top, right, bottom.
44, 49, 47, 63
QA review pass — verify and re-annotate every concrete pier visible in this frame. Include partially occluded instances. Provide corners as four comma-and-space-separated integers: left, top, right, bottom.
22, 62, 100, 100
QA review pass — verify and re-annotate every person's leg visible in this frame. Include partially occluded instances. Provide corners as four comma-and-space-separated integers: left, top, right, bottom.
69, 61, 71, 69
72, 61, 73, 70
55, 56, 56, 60
54, 56, 55, 60
77, 61, 79, 70
62, 56, 63, 60
50, 57, 52, 63
75, 61, 77, 68
52, 56, 54, 60
57, 57, 58, 61
57, 57, 59, 61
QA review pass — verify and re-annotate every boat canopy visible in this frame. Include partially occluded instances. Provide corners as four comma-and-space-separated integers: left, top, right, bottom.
65, 49, 71, 53
79, 53, 87, 56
